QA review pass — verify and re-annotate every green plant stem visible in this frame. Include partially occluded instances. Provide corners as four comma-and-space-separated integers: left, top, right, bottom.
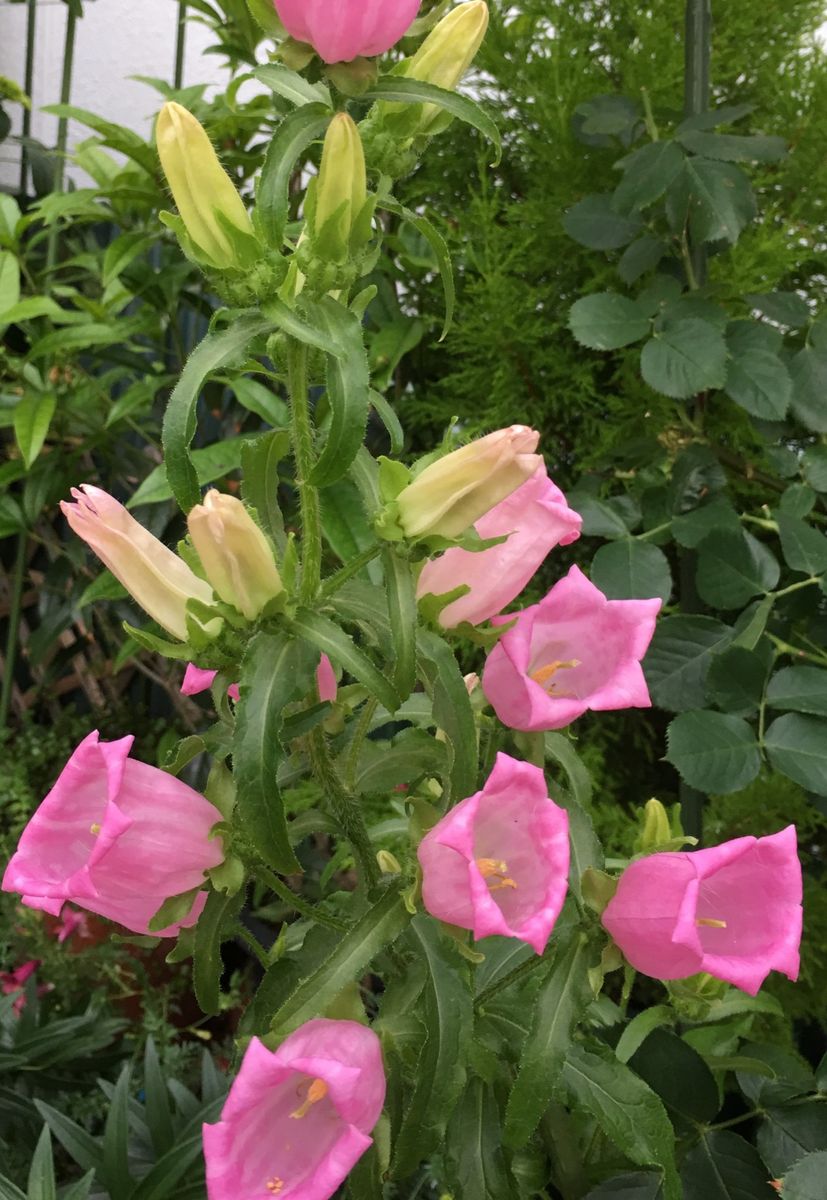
255, 866, 349, 932
769, 633, 827, 668
319, 544, 383, 599
308, 727, 380, 891
637, 521, 672, 542
174, 0, 188, 89
19, 0, 38, 195
773, 577, 820, 600
235, 923, 271, 968
706, 1108, 764, 1132
288, 339, 322, 602
45, 1, 79, 279
345, 696, 379, 791
640, 87, 660, 141
0, 534, 27, 730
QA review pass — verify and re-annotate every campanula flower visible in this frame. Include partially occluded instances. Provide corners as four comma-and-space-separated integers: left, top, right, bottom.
273, 0, 421, 63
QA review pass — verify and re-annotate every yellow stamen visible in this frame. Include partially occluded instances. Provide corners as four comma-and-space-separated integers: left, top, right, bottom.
290, 1077, 328, 1120
475, 858, 518, 892
696, 917, 728, 929
90, 823, 102, 836
529, 658, 581, 691
266, 1179, 284, 1195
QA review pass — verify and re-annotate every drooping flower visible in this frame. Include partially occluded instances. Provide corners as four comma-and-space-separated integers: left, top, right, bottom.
203, 1018, 386, 1200
482, 565, 660, 731
417, 752, 570, 954
397, 425, 543, 541
2, 732, 225, 937
61, 485, 216, 642
273, 0, 421, 63
156, 102, 256, 269
187, 490, 283, 621
601, 826, 802, 996
417, 466, 582, 627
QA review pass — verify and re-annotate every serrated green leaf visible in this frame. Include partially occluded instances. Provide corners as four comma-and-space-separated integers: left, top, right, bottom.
563, 194, 643, 249
802, 446, 827, 491
665, 710, 760, 793
569, 292, 650, 351
256, 103, 330, 249
777, 514, 827, 575
696, 529, 779, 609
235, 630, 317, 874
618, 236, 667, 285
446, 1077, 519, 1199
308, 297, 370, 487
644, 615, 734, 711
671, 158, 757, 244
724, 347, 791, 420
354, 728, 448, 793
641, 318, 728, 399
790, 346, 827, 433
505, 933, 594, 1148
706, 645, 769, 716
614, 141, 685, 211
678, 130, 787, 163
681, 1131, 777, 1200
764, 713, 827, 795
254, 63, 331, 107
766, 667, 827, 717
745, 290, 810, 327
583, 1174, 664, 1200
672, 498, 741, 548
590, 540, 672, 603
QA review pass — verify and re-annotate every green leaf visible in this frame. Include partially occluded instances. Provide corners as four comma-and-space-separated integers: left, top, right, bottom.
644, 615, 734, 711
102, 231, 155, 286
696, 530, 779, 609
724, 348, 791, 420
583, 1174, 664, 1200
618, 236, 667, 285
417, 629, 477, 805
560, 1043, 680, 1200
256, 103, 331, 249
672, 498, 741, 548
231, 376, 289, 426
544, 734, 603, 896
143, 1038, 174, 1159
779, 1150, 827, 1200
629, 1030, 719, 1125
263, 295, 344, 358
309, 297, 370, 487
42, 104, 158, 173
563, 194, 643, 249
354, 728, 448, 794
369, 389, 405, 456
671, 157, 757, 244
382, 549, 417, 699
745, 290, 810, 328
766, 667, 827, 717
0, 1178, 27, 1200
321, 479, 380, 582
777, 514, 827, 575
193, 887, 246, 1016
569, 292, 650, 351
615, 1007, 674, 1065
706, 646, 769, 717
732, 596, 775, 651
445, 1078, 519, 1199
758, 1105, 827, 1177
13, 391, 56, 470
33, 1101, 104, 1179
590, 540, 672, 603
681, 1131, 777, 1199
789, 346, 827, 433
103, 1066, 133, 1198
128, 1132, 206, 1200
235, 630, 317, 874
0, 250, 20, 316
504, 933, 594, 1148
391, 916, 473, 1178
27, 1125, 56, 1200
678, 130, 787, 163
241, 430, 290, 554
129, 436, 256, 508
270, 888, 411, 1035
363, 77, 501, 163
289, 608, 400, 713
764, 713, 827, 795
641, 318, 728, 399
162, 315, 273, 512
377, 198, 455, 339
802, 446, 827, 492
614, 141, 686, 210
665, 710, 761, 793
253, 63, 331, 107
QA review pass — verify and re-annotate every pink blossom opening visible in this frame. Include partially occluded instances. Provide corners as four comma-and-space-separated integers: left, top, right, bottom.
273, 0, 421, 64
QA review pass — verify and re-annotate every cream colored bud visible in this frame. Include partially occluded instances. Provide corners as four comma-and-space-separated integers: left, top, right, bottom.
156, 102, 255, 269
187, 491, 283, 621
397, 425, 543, 540
395, 1, 489, 134
376, 850, 403, 875
313, 113, 368, 263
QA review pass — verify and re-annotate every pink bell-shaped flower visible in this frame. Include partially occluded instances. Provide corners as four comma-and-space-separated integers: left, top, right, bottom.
601, 826, 802, 996
181, 664, 241, 703
417, 466, 582, 627
203, 1018, 386, 1200
482, 565, 660, 731
417, 752, 570, 954
273, 0, 421, 63
2, 732, 225, 937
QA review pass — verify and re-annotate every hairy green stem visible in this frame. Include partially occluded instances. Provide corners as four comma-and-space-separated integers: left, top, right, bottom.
288, 340, 323, 602
0, 535, 27, 730
235, 923, 271, 968
308, 727, 380, 891
345, 696, 379, 792
255, 866, 349, 932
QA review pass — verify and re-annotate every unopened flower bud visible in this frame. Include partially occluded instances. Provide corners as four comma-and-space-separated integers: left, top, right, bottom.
397, 425, 543, 540
391, 1, 489, 136
312, 113, 369, 264
376, 850, 402, 875
637, 798, 672, 854
156, 102, 255, 269
187, 491, 283, 621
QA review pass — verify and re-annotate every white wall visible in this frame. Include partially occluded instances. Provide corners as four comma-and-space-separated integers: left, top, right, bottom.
0, 0, 230, 191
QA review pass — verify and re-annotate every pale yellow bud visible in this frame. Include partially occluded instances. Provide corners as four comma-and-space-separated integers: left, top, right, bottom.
313, 113, 368, 263
156, 102, 255, 269
397, 425, 543, 540
187, 491, 283, 621
396, 1, 489, 134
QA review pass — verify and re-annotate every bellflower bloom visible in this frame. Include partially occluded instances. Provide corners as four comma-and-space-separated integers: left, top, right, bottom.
601, 827, 802, 995
397, 425, 543, 541
156, 102, 255, 269
417, 752, 570, 954
273, 0, 421, 63
61, 485, 215, 642
203, 1018, 386, 1200
483, 565, 660, 731
417, 466, 582, 627
187, 491, 283, 621
2, 732, 225, 937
